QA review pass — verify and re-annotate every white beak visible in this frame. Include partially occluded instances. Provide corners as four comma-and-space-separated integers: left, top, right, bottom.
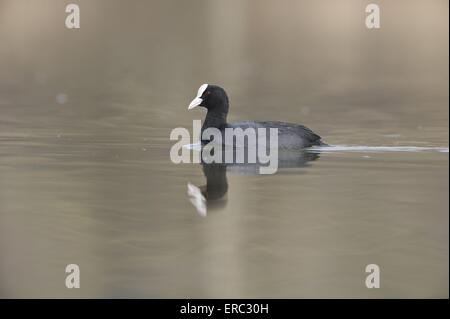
188, 83, 208, 110
188, 97, 203, 110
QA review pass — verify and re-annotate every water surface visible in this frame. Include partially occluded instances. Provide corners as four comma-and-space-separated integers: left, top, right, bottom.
0, 0, 448, 298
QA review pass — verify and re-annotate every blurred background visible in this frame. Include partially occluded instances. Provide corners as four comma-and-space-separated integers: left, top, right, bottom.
0, 0, 448, 298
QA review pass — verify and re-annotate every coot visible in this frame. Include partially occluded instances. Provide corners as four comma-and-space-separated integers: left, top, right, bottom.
188, 84, 325, 148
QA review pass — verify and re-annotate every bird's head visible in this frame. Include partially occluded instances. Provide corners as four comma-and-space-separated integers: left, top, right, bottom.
188, 84, 229, 113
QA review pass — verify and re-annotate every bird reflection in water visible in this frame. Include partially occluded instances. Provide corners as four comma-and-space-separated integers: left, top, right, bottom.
187, 146, 320, 217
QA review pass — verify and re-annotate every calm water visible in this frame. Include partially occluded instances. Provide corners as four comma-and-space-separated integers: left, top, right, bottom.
0, 0, 448, 298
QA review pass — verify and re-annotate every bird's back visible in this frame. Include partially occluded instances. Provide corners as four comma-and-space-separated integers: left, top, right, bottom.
218, 121, 323, 149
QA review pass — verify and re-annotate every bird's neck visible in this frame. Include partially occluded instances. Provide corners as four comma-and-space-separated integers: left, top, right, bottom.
202, 110, 228, 132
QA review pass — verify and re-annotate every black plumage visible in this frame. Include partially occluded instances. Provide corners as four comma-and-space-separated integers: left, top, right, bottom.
188, 84, 325, 149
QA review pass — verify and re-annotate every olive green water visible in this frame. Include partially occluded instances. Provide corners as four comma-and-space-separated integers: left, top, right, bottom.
0, 0, 448, 298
